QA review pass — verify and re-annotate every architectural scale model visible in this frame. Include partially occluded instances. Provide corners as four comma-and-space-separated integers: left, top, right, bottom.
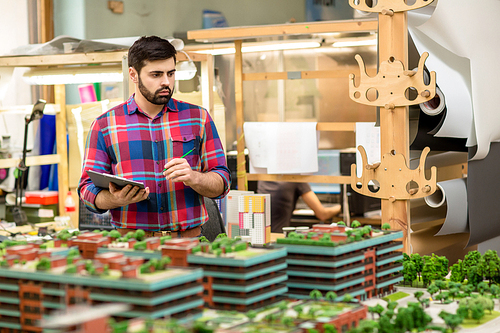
187, 239, 288, 311
276, 224, 404, 301
0, 231, 204, 332
226, 193, 271, 245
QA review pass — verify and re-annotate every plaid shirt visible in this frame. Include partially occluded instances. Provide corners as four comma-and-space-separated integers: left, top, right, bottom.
78, 95, 231, 231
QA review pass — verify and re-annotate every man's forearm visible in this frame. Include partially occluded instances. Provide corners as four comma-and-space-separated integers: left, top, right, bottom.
95, 190, 122, 210
189, 171, 225, 198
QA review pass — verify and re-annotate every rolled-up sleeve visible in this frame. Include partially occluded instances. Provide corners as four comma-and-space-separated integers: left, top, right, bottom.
200, 110, 231, 199
77, 119, 110, 214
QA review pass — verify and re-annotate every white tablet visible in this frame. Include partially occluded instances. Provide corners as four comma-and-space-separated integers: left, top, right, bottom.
87, 170, 145, 189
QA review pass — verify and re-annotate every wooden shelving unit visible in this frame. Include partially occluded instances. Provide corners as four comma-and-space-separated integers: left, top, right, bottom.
188, 19, 379, 190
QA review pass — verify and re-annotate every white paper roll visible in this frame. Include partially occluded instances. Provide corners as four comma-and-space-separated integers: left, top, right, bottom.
424, 183, 445, 208
5, 193, 25, 205
420, 86, 446, 116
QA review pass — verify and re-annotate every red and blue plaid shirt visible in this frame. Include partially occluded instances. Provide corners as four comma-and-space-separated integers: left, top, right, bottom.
78, 95, 231, 231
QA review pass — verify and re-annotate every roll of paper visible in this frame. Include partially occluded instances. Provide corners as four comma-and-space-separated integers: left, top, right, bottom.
6, 193, 25, 205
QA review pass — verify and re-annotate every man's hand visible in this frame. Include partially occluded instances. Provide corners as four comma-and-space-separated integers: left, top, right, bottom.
163, 158, 224, 198
95, 183, 150, 210
163, 158, 199, 186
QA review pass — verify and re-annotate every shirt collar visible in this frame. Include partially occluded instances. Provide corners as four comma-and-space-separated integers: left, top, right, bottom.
126, 94, 179, 116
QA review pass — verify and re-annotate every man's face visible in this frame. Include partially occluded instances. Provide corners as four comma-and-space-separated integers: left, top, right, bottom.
136, 58, 176, 105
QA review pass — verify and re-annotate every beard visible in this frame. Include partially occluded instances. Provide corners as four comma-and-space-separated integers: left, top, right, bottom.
138, 76, 174, 105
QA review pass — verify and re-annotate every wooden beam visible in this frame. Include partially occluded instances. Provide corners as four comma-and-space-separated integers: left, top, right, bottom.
201, 54, 214, 118
0, 52, 127, 67
188, 19, 378, 42
54, 84, 69, 218
0, 51, 204, 68
378, 12, 410, 253
0, 154, 60, 169
234, 40, 247, 191
317, 122, 356, 131
243, 70, 353, 81
247, 174, 350, 184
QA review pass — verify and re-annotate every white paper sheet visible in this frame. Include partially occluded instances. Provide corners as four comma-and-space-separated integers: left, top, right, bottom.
355, 122, 380, 178
243, 122, 268, 168
408, 10, 473, 140
425, 178, 469, 236
244, 122, 318, 174
411, 0, 500, 160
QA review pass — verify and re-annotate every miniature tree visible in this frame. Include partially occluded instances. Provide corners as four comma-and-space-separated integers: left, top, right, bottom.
434, 279, 446, 293
470, 303, 485, 324
216, 233, 227, 239
325, 291, 337, 302
108, 230, 121, 239
281, 316, 294, 327
410, 253, 424, 283
336, 221, 346, 227
378, 315, 394, 333
414, 291, 424, 305
309, 289, 323, 301
478, 249, 500, 285
426, 283, 439, 299
36, 257, 51, 271
323, 323, 337, 333
199, 236, 210, 243
456, 304, 469, 319
134, 241, 147, 251
361, 226, 372, 238
393, 307, 414, 333
462, 284, 475, 297
450, 259, 465, 283
439, 311, 463, 333
463, 250, 482, 285
387, 301, 398, 311
381, 223, 391, 231
342, 293, 353, 303
489, 284, 500, 307
477, 281, 489, 295
134, 229, 146, 241
246, 310, 257, 321
402, 260, 417, 287
351, 220, 361, 228
448, 286, 460, 300
64, 261, 77, 272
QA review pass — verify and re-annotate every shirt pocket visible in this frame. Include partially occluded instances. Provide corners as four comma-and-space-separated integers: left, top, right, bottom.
171, 134, 200, 168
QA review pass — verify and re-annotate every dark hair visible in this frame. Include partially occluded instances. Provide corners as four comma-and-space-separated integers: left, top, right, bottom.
128, 36, 177, 74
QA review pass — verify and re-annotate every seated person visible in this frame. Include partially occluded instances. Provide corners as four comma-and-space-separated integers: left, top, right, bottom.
257, 181, 341, 233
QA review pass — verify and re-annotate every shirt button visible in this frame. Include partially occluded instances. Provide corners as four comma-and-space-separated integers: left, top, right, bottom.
160, 207, 164, 211
156, 161, 159, 165
155, 140, 158, 143
159, 183, 162, 187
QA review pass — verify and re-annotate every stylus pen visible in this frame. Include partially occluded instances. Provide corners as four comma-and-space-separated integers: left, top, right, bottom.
163, 147, 195, 172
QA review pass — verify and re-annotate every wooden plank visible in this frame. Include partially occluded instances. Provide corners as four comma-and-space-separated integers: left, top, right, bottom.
54, 84, 69, 219
317, 122, 356, 132
234, 40, 247, 191
188, 19, 378, 42
247, 174, 351, 184
378, 12, 410, 253
243, 70, 353, 81
0, 51, 127, 67
0, 51, 204, 68
201, 54, 214, 118
0, 154, 60, 169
